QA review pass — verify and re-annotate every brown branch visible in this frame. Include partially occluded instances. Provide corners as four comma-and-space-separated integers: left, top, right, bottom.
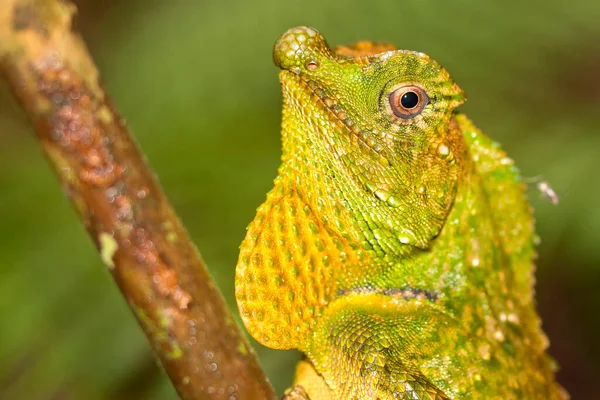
0, 1, 275, 399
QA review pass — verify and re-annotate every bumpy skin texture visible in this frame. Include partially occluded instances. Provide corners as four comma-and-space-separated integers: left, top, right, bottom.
235, 27, 568, 399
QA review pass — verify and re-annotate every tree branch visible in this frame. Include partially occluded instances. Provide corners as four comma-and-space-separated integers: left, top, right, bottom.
0, 1, 275, 399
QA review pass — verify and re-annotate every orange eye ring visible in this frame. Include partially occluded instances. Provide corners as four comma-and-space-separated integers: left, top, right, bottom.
388, 85, 429, 119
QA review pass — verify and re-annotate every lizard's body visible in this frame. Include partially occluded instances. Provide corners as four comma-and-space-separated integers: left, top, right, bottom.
235, 27, 567, 399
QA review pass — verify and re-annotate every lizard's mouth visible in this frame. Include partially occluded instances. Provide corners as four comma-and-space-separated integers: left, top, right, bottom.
280, 70, 387, 161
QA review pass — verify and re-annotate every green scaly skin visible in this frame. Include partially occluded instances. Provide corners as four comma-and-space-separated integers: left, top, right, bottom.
235, 27, 568, 399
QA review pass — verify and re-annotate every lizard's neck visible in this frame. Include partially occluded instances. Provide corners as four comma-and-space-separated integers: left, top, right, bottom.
278, 113, 470, 265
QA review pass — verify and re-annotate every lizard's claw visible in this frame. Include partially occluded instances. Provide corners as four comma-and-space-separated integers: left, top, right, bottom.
282, 385, 311, 400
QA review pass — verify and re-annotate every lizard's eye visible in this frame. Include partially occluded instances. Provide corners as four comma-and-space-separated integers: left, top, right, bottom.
388, 85, 429, 119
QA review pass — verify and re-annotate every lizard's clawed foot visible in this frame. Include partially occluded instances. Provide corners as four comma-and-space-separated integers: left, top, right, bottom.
282, 385, 311, 400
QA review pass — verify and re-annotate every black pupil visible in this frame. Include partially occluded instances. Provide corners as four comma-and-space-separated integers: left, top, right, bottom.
400, 91, 419, 109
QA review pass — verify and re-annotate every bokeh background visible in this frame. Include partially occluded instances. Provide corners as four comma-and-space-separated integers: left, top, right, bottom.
1, 0, 599, 398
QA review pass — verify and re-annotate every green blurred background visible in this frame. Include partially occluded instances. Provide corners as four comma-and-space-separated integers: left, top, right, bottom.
1, 0, 599, 398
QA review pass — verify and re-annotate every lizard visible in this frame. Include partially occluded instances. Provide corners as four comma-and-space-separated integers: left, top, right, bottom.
235, 26, 569, 399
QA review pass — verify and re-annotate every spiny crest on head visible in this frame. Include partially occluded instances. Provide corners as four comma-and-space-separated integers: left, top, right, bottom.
334, 40, 398, 59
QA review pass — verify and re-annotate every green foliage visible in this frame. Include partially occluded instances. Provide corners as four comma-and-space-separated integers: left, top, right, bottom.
0, 0, 598, 398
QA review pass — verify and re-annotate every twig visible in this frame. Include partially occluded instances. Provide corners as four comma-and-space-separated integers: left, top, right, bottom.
0, 1, 275, 399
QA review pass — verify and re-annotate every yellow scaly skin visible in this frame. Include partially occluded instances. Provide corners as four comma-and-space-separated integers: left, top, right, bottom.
235, 27, 568, 399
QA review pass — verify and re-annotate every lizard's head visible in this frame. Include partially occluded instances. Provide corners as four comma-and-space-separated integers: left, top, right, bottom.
273, 26, 467, 252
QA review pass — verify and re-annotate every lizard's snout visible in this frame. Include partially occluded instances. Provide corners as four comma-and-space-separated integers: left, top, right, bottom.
273, 26, 333, 72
